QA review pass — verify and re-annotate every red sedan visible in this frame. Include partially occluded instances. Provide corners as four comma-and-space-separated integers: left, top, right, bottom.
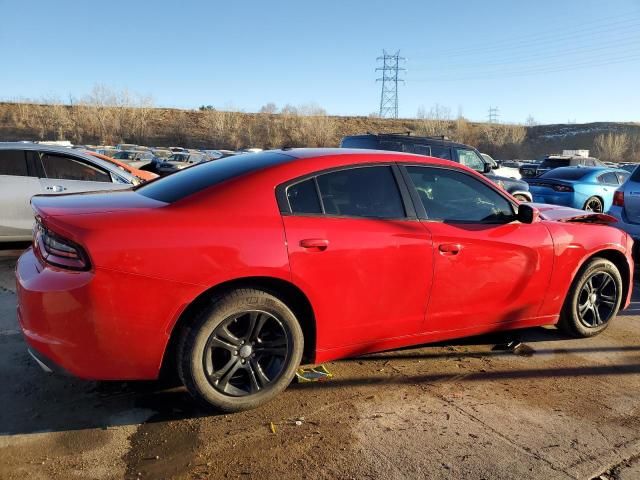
16, 149, 633, 411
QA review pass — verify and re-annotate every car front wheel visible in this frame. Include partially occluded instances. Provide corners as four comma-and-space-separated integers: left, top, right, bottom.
177, 289, 304, 412
559, 258, 623, 337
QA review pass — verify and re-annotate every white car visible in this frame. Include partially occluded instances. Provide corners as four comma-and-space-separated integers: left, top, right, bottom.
481, 153, 522, 180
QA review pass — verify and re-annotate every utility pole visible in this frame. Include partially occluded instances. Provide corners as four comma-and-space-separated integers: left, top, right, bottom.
488, 106, 500, 124
376, 50, 406, 119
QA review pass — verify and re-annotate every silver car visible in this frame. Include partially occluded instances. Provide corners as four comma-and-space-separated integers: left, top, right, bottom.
608, 164, 640, 240
0, 143, 136, 241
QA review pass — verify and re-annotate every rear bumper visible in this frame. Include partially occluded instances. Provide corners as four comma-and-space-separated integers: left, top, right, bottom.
16, 247, 199, 380
608, 206, 640, 240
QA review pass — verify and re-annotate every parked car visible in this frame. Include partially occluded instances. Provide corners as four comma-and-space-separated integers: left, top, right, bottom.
527, 166, 630, 212
156, 152, 207, 175
112, 150, 156, 169
520, 155, 605, 178
0, 143, 135, 241
480, 153, 522, 179
608, 165, 640, 242
86, 151, 158, 182
17, 149, 633, 411
340, 133, 532, 202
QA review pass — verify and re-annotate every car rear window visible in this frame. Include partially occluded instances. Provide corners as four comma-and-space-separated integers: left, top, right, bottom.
540, 168, 589, 180
540, 159, 570, 168
630, 165, 640, 182
0, 150, 28, 176
136, 151, 294, 203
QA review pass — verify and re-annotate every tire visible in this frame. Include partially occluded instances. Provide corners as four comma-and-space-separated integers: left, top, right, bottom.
177, 289, 304, 412
558, 258, 623, 338
583, 196, 603, 212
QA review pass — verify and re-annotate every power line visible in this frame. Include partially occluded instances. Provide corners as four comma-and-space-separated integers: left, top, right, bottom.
411, 52, 640, 82
376, 50, 406, 119
414, 13, 640, 59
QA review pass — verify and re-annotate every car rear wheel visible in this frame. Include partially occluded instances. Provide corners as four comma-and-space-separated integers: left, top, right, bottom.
583, 196, 603, 212
177, 289, 304, 412
558, 258, 622, 337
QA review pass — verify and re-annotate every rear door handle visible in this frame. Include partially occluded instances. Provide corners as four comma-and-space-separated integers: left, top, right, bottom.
46, 185, 67, 192
439, 243, 461, 255
300, 238, 329, 251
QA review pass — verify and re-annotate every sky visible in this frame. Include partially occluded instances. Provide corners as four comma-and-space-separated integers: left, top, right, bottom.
1, 0, 639, 124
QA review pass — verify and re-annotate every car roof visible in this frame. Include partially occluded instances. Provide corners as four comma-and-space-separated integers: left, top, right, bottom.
544, 166, 625, 175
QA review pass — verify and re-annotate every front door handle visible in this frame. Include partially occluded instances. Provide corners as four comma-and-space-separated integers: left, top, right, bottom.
300, 238, 329, 251
46, 185, 67, 192
439, 243, 461, 255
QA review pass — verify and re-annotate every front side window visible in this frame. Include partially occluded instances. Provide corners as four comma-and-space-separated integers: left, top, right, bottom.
456, 149, 485, 172
406, 166, 514, 223
315, 166, 405, 219
0, 150, 28, 176
40, 154, 112, 182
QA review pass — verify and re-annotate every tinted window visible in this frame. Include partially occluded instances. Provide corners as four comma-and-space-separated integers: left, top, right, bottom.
41, 154, 111, 182
541, 159, 570, 169
456, 149, 485, 172
540, 168, 589, 180
379, 140, 406, 152
287, 179, 322, 214
0, 150, 28, 176
407, 166, 514, 223
316, 166, 405, 219
598, 172, 619, 184
430, 146, 452, 160
137, 151, 293, 203
340, 136, 379, 149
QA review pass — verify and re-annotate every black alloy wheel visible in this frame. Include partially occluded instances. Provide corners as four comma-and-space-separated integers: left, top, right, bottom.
576, 272, 618, 328
203, 310, 289, 396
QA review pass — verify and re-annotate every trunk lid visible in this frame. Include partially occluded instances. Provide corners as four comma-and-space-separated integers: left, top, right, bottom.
31, 189, 166, 218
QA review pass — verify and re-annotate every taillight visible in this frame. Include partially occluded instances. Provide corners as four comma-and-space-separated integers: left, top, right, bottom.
551, 184, 574, 192
613, 190, 624, 207
34, 218, 90, 271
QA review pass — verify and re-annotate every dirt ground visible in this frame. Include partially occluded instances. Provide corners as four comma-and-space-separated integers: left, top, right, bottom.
1, 247, 640, 480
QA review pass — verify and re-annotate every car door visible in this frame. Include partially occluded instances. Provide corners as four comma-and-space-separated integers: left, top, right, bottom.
402, 164, 554, 332
596, 171, 620, 211
279, 164, 434, 350
36, 151, 130, 193
0, 150, 43, 239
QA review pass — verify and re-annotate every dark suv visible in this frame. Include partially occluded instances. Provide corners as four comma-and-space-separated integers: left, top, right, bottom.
520, 155, 605, 178
340, 133, 532, 202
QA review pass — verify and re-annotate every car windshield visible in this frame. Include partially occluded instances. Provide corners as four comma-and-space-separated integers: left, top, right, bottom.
113, 151, 136, 160
540, 168, 589, 180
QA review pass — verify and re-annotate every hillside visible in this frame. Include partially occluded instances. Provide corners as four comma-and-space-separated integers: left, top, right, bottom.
0, 102, 638, 160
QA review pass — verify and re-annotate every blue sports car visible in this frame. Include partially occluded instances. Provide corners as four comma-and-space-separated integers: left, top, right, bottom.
526, 166, 630, 212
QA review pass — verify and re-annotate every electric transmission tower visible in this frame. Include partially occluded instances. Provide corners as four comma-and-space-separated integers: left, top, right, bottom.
488, 106, 500, 124
376, 50, 406, 119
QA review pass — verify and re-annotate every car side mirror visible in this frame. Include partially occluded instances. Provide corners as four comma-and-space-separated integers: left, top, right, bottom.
483, 163, 493, 173
516, 203, 540, 224
491, 161, 499, 169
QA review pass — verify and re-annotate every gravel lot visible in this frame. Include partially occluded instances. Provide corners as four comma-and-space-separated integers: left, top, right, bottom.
1, 247, 640, 480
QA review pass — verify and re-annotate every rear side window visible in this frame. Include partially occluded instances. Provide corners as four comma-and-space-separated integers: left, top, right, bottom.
598, 172, 619, 184
429, 146, 452, 160
0, 150, 28, 176
137, 151, 294, 203
316, 166, 405, 219
287, 179, 322, 214
41, 154, 111, 182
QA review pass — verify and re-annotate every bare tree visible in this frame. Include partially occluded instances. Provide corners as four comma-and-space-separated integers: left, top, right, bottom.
594, 132, 629, 162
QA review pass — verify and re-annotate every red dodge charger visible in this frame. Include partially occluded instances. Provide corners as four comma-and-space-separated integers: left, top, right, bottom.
16, 149, 633, 411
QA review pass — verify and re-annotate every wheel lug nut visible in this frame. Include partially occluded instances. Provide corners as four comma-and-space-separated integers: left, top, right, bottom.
233, 351, 238, 356
241, 359, 246, 364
